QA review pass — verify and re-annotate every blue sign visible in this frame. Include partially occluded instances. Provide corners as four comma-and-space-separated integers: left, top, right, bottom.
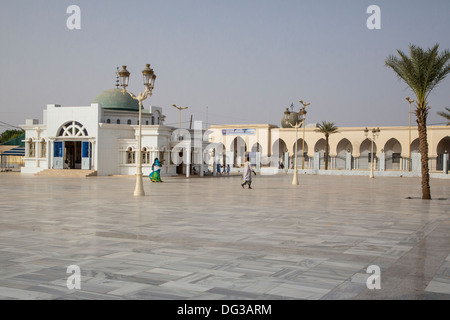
222, 128, 255, 135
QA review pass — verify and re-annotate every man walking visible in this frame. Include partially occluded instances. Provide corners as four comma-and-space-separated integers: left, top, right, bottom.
241, 156, 256, 189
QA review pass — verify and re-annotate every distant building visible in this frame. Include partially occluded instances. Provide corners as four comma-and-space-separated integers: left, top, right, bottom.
207, 109, 450, 176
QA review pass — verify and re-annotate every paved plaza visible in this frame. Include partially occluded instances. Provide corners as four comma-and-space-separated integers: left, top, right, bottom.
0, 172, 449, 300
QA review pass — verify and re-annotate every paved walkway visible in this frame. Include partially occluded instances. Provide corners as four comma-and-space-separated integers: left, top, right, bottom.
0, 172, 449, 300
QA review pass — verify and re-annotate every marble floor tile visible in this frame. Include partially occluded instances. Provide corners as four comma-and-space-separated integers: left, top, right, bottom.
0, 173, 449, 300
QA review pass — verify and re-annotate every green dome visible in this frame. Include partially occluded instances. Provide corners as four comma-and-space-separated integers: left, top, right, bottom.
281, 109, 302, 128
92, 88, 139, 111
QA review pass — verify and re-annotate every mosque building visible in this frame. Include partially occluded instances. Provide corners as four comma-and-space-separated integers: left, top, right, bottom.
20, 83, 206, 177
19, 88, 450, 178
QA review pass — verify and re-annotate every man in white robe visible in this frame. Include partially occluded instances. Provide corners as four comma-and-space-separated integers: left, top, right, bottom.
241, 157, 256, 189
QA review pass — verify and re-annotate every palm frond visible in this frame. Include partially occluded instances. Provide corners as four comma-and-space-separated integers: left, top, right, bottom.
385, 44, 450, 107
437, 107, 450, 125
316, 121, 339, 135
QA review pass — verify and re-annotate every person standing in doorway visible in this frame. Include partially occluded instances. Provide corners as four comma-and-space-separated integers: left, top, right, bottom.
241, 156, 256, 189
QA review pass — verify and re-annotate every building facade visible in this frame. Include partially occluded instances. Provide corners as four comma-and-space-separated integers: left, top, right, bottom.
20, 88, 450, 177
207, 123, 450, 177
21, 88, 188, 176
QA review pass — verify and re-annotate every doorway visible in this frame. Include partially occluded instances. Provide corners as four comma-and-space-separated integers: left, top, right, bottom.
64, 141, 82, 169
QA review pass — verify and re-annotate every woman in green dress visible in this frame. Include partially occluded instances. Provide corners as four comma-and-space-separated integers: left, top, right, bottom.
150, 158, 163, 182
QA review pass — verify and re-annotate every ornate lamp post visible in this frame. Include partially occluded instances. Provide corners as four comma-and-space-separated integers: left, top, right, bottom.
289, 108, 306, 185
172, 104, 189, 128
364, 127, 380, 179
118, 64, 156, 196
405, 97, 414, 172
299, 100, 310, 169
282, 108, 290, 171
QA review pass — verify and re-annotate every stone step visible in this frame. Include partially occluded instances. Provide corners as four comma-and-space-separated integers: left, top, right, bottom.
35, 169, 98, 177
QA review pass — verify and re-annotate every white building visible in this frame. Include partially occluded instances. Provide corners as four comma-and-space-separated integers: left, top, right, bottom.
20, 87, 205, 177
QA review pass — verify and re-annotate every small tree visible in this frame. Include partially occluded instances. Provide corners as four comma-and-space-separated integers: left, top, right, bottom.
316, 121, 339, 170
0, 129, 24, 144
437, 107, 450, 125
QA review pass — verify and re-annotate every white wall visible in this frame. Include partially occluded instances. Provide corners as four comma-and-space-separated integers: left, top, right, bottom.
97, 124, 135, 176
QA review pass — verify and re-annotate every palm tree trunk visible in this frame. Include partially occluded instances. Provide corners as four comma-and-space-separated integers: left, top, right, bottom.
416, 107, 431, 200
325, 135, 329, 170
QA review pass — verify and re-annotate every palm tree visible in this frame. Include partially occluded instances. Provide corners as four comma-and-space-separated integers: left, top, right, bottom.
316, 121, 339, 170
385, 44, 450, 200
437, 107, 450, 125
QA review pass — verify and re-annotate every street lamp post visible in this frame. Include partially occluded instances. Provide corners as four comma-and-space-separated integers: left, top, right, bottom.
289, 109, 306, 185
118, 65, 156, 197
364, 127, 380, 179
172, 104, 189, 128
299, 100, 311, 169
406, 97, 415, 172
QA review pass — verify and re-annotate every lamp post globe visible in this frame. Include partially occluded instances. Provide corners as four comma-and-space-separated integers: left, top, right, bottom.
118, 66, 130, 92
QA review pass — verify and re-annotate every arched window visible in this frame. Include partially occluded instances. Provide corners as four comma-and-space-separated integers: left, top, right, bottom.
142, 147, 150, 164
126, 147, 135, 164
127, 120, 132, 125
117, 119, 120, 124
57, 121, 88, 137
106, 119, 111, 124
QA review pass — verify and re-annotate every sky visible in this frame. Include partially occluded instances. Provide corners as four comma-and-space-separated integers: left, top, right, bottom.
1, 0, 450, 133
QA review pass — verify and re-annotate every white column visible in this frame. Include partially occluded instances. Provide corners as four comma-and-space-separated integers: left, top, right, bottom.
186, 149, 191, 177
443, 154, 448, 174
36, 140, 41, 158
47, 139, 53, 169
92, 140, 96, 170
35, 140, 40, 168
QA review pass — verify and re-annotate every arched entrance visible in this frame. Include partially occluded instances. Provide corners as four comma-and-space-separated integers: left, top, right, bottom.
292, 139, 308, 169
436, 136, 450, 171
251, 142, 262, 153
360, 138, 377, 169
314, 138, 330, 169
272, 139, 288, 168
230, 137, 247, 167
384, 138, 402, 170
336, 138, 352, 169
411, 138, 420, 153
53, 121, 92, 170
